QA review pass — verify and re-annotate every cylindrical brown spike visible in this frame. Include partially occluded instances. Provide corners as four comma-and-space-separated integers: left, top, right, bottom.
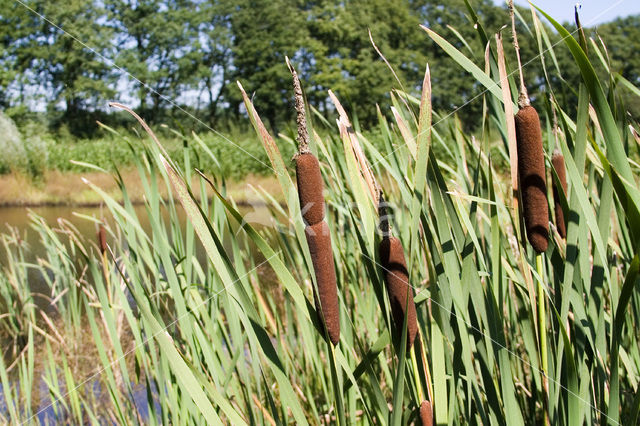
97, 224, 107, 255
296, 153, 325, 226
515, 105, 549, 253
551, 150, 568, 239
305, 221, 340, 345
419, 400, 433, 426
379, 236, 418, 350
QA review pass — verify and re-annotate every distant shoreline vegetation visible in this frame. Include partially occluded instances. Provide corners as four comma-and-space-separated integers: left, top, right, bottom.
0, 111, 293, 180
1, 2, 638, 139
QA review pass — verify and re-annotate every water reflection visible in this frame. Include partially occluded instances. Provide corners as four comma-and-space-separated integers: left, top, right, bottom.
0, 203, 275, 265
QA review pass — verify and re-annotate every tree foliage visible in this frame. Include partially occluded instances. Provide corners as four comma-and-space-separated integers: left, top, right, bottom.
1, 0, 639, 134
2, 0, 115, 132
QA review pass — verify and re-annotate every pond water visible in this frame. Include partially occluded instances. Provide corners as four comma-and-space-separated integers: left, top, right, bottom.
0, 202, 277, 264
0, 205, 123, 264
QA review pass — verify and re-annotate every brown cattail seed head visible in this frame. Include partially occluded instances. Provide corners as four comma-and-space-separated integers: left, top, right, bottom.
551, 150, 568, 239
379, 236, 418, 350
419, 401, 433, 426
515, 105, 549, 253
296, 153, 325, 226
97, 224, 107, 255
305, 221, 340, 345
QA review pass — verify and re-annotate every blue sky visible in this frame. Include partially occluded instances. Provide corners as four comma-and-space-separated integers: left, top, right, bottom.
493, 0, 640, 26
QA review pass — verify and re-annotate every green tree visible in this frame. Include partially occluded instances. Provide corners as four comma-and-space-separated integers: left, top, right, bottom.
304, 0, 427, 122
191, 0, 234, 125
0, 5, 21, 109
2, 0, 638, 134
594, 15, 640, 119
416, 0, 516, 123
226, 0, 309, 129
227, 0, 491, 126
2, 0, 115, 132
596, 15, 640, 86
105, 0, 202, 118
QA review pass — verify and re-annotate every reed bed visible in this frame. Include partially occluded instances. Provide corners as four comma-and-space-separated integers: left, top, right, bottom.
0, 4, 639, 426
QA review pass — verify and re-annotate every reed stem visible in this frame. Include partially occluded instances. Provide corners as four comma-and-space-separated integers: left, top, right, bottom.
508, 0, 529, 107
418, 332, 434, 404
536, 253, 549, 424
329, 344, 346, 426
411, 345, 424, 403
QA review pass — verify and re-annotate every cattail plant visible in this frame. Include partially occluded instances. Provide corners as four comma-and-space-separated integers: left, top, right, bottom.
515, 104, 549, 253
332, 87, 431, 421
509, 1, 549, 422
332, 82, 434, 420
97, 224, 107, 256
331, 86, 421, 351
378, 199, 418, 350
551, 150, 568, 239
305, 221, 340, 344
419, 400, 433, 426
296, 152, 325, 226
288, 59, 340, 346
509, 0, 549, 253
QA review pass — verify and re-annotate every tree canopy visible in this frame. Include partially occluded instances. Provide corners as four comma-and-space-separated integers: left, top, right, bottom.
1, 0, 639, 134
